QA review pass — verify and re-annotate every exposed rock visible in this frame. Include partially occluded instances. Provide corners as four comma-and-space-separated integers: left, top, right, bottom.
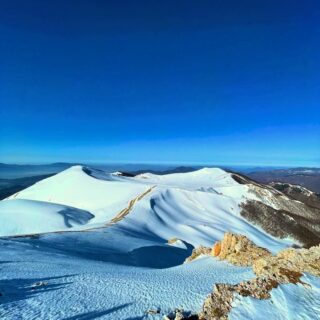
185, 245, 211, 263
163, 309, 199, 320
147, 308, 160, 315
168, 237, 179, 244
109, 187, 154, 224
212, 241, 221, 256
253, 245, 320, 278
177, 233, 320, 319
212, 232, 271, 266
31, 281, 48, 290
199, 270, 305, 320
199, 283, 234, 320
201, 233, 319, 319
175, 310, 185, 320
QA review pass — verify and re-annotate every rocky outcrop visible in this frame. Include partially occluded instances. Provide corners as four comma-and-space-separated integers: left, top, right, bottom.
163, 309, 198, 320
212, 233, 320, 278
211, 232, 271, 266
185, 246, 211, 263
253, 245, 320, 278
175, 233, 320, 320
185, 233, 271, 266
199, 270, 304, 320
109, 186, 154, 224
199, 233, 320, 320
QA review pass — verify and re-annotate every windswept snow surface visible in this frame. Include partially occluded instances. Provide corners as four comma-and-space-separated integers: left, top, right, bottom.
0, 238, 254, 320
0, 199, 93, 236
6, 165, 149, 224
1, 165, 317, 319
229, 274, 320, 320
135, 167, 238, 190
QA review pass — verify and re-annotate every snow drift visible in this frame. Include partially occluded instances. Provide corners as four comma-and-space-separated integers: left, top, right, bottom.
0, 199, 93, 236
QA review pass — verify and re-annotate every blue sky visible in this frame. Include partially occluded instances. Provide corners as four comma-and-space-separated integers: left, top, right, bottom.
0, 0, 319, 166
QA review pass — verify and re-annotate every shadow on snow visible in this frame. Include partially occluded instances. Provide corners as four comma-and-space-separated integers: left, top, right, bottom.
62, 303, 133, 320
0, 275, 75, 306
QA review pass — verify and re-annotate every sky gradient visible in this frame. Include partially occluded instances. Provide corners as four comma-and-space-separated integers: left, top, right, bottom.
0, 0, 319, 166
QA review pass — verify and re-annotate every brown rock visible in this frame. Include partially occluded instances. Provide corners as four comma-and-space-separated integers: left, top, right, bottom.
212, 232, 271, 266
178, 233, 319, 320
168, 237, 179, 244
211, 241, 221, 256
253, 244, 320, 278
185, 246, 211, 263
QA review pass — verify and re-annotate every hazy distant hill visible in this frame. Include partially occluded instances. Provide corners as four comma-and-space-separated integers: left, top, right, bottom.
0, 163, 174, 179
0, 162, 80, 179
246, 168, 320, 193
0, 174, 54, 200
128, 166, 198, 176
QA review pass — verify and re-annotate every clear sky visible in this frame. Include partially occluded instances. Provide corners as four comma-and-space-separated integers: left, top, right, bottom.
0, 0, 319, 166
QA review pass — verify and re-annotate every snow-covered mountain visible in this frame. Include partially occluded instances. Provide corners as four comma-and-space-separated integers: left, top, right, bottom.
0, 166, 319, 319
4, 165, 319, 248
0, 166, 291, 249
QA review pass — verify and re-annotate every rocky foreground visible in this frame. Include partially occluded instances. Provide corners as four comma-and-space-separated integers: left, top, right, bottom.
166, 232, 320, 320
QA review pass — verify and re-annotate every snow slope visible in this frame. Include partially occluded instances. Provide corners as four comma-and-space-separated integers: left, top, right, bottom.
135, 167, 239, 190
0, 199, 93, 236
229, 274, 320, 320
115, 186, 292, 253
7, 165, 149, 224
0, 238, 255, 320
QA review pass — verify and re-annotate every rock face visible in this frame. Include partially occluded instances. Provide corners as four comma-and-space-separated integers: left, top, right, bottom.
211, 232, 271, 266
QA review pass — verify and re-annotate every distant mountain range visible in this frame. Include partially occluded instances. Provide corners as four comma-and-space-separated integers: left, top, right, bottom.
246, 167, 320, 193
0, 162, 81, 179
0, 174, 54, 200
